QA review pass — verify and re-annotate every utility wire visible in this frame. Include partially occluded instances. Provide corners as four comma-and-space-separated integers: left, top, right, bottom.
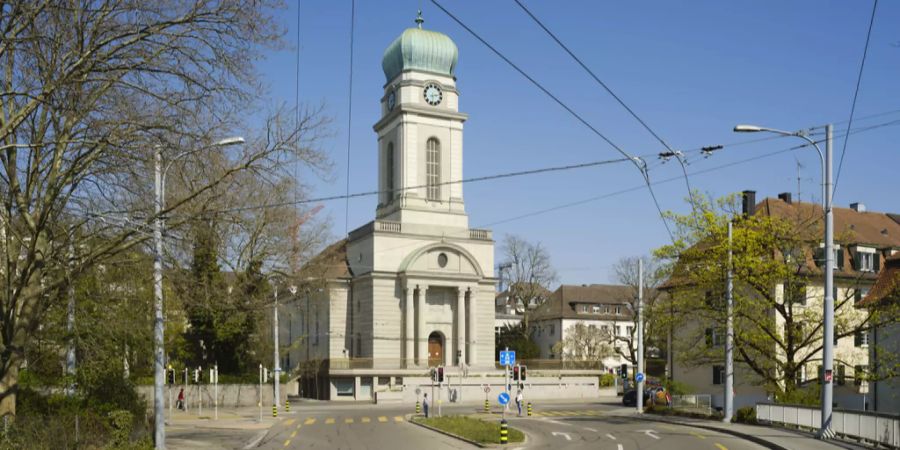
431, 0, 676, 244
833, 0, 878, 198
343, 0, 356, 235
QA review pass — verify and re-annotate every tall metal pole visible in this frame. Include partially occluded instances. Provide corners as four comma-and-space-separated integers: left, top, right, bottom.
724, 220, 734, 422
637, 259, 644, 413
153, 147, 166, 449
819, 124, 835, 438
273, 286, 281, 408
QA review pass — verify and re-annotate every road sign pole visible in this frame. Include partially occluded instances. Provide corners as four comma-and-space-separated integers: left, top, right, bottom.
637, 258, 644, 414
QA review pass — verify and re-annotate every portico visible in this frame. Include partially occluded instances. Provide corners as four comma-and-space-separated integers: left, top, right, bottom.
402, 282, 478, 368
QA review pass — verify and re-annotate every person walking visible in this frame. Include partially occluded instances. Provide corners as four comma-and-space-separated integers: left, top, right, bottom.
176, 387, 185, 411
515, 390, 524, 416
423, 393, 430, 418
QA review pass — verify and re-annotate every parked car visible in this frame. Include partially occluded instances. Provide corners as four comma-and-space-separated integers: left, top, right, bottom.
622, 389, 651, 406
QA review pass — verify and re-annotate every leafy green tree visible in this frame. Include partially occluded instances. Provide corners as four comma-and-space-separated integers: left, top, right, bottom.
496, 323, 541, 361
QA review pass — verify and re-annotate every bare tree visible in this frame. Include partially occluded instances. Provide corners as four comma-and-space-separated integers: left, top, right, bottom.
552, 323, 614, 362
610, 256, 664, 365
0, 1, 330, 417
499, 234, 557, 333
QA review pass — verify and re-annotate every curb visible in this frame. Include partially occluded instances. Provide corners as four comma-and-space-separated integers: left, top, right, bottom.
628, 414, 789, 450
405, 414, 491, 448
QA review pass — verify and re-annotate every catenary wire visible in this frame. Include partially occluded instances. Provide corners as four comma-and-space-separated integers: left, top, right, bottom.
833, 0, 878, 198
343, 0, 356, 235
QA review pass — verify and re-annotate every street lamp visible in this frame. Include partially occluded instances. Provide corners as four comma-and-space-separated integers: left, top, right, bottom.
734, 123, 834, 439
152, 136, 244, 449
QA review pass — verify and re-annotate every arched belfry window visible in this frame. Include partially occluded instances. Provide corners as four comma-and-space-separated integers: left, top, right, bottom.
386, 142, 394, 202
426, 138, 441, 201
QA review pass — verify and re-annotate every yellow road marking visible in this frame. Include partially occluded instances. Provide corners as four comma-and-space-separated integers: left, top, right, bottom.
290, 430, 297, 438
378, 416, 388, 422
284, 419, 295, 426
345, 418, 354, 424
296, 423, 302, 430
394, 416, 404, 422
325, 417, 335, 424
361, 417, 371, 423
304, 418, 316, 425
715, 444, 728, 450
661, 424, 679, 431
690, 431, 706, 439
283, 440, 291, 447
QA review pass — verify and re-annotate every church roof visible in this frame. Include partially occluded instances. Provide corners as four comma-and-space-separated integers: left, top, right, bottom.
382, 12, 458, 82
296, 239, 351, 283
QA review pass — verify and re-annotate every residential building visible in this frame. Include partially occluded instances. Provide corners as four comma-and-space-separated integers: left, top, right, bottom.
859, 253, 900, 413
668, 191, 900, 409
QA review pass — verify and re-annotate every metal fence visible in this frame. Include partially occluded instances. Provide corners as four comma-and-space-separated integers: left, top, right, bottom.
671, 394, 712, 416
756, 402, 900, 448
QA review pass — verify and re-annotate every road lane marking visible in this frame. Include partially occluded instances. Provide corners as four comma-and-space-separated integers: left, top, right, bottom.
544, 419, 573, 427
295, 423, 302, 430
606, 433, 617, 440
361, 417, 371, 423
617, 445, 624, 450
690, 431, 706, 439
304, 418, 316, 425
661, 424, 678, 431
378, 416, 388, 422
290, 430, 297, 438
715, 444, 728, 450
584, 427, 598, 432
394, 416, 404, 422
283, 440, 291, 447
345, 418, 354, 424
325, 418, 335, 424
551, 432, 572, 441
636, 429, 661, 440
284, 419, 295, 426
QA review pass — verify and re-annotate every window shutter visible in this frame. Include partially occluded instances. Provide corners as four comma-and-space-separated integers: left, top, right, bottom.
837, 248, 844, 270
705, 328, 713, 347
873, 253, 880, 272
854, 331, 862, 347
853, 251, 861, 271
712, 366, 721, 385
837, 365, 845, 385
814, 247, 825, 267
817, 365, 823, 385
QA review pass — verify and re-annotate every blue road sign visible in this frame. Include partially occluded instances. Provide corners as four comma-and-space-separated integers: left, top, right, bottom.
499, 350, 516, 366
498, 392, 510, 405
636, 372, 645, 383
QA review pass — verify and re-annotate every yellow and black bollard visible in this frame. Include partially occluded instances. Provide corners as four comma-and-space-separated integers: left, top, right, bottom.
286, 399, 290, 413
527, 402, 532, 416
484, 399, 490, 413
416, 400, 421, 415
272, 404, 277, 418
499, 419, 508, 445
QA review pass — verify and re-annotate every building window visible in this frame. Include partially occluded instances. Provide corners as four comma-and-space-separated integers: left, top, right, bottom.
579, 304, 589, 313
854, 365, 867, 386
549, 324, 555, 336
615, 305, 622, 315
592, 305, 601, 313
784, 281, 806, 306
854, 287, 870, 304
706, 328, 725, 347
854, 330, 869, 347
426, 138, 441, 201
626, 326, 634, 336
837, 364, 846, 386
386, 142, 395, 201
858, 252, 874, 272
712, 365, 725, 385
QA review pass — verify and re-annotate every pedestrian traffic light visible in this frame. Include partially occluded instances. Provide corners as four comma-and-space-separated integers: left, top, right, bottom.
621, 364, 628, 379
520, 365, 527, 381
513, 365, 520, 381
167, 367, 175, 385
437, 366, 444, 383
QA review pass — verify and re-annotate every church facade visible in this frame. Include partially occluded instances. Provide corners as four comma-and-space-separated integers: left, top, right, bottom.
285, 15, 497, 400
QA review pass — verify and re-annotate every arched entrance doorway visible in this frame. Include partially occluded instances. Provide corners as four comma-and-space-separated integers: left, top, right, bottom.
428, 332, 444, 367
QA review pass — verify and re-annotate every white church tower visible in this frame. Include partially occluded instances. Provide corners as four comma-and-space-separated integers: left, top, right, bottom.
345, 11, 496, 372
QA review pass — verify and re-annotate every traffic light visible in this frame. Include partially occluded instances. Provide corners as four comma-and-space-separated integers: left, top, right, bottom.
513, 365, 520, 381
620, 364, 628, 379
437, 366, 444, 383
167, 366, 175, 385
520, 365, 527, 381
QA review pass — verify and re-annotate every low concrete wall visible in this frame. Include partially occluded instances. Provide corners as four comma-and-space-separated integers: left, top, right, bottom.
137, 383, 297, 410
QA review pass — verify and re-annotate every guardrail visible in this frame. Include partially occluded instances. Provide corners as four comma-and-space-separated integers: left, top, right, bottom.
756, 402, 900, 448
671, 394, 712, 416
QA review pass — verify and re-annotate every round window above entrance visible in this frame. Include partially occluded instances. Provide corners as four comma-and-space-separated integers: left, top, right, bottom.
437, 252, 448, 268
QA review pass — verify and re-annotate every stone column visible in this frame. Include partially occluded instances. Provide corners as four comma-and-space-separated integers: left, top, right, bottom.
467, 287, 477, 366
405, 286, 415, 367
456, 287, 466, 366
417, 285, 428, 366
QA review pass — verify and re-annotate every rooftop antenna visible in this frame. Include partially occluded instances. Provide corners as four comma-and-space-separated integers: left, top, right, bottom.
795, 157, 804, 203
415, 9, 424, 28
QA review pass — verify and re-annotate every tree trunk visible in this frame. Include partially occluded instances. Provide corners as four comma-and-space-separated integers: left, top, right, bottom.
0, 358, 19, 418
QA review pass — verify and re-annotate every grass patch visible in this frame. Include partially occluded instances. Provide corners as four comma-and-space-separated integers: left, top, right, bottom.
413, 415, 525, 444
645, 404, 721, 420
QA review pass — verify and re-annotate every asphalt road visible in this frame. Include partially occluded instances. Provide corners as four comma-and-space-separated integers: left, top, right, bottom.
247, 400, 771, 450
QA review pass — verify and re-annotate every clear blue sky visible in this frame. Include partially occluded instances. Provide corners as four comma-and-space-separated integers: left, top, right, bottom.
255, 0, 899, 285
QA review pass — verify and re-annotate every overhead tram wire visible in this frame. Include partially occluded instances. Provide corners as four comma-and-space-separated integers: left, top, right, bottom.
430, 0, 676, 244
343, 0, 356, 235
512, 0, 699, 213
833, 0, 878, 198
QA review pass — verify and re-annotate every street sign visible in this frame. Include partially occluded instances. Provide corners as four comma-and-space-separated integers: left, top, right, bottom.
636, 372, 645, 383
415, 388, 421, 395
499, 350, 516, 366
484, 386, 491, 393
498, 392, 510, 405
824, 370, 833, 383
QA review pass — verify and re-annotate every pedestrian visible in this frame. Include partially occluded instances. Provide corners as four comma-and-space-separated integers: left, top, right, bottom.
515, 390, 523, 416
423, 393, 429, 418
176, 387, 185, 411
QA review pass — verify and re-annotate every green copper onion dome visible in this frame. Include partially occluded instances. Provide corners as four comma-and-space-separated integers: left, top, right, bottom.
382, 11, 458, 82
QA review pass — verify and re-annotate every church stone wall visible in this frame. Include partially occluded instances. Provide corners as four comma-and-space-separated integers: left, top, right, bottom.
371, 276, 403, 363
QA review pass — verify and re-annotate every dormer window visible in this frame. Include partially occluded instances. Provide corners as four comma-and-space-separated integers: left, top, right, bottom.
852, 246, 878, 273
815, 244, 844, 271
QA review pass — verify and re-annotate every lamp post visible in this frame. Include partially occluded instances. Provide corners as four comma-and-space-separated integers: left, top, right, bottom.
733, 123, 834, 439
152, 136, 244, 449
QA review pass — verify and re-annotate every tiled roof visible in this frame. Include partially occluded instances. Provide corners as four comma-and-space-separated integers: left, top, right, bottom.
532, 284, 636, 321
296, 239, 351, 282
858, 253, 900, 308
757, 198, 900, 248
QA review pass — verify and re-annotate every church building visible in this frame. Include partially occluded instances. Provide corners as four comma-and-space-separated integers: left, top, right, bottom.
285, 13, 497, 400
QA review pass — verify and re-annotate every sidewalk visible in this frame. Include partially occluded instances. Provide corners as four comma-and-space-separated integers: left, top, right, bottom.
624, 412, 869, 450
165, 406, 290, 449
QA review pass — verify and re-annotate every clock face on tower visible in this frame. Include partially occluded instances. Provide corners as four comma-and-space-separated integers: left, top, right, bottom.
387, 90, 396, 111
423, 83, 443, 106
